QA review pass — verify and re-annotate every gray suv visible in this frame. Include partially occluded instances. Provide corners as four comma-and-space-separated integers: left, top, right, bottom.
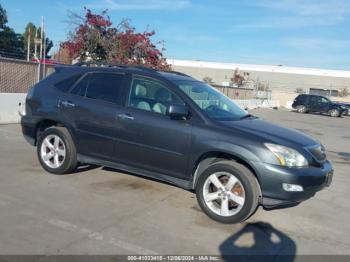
21, 64, 333, 223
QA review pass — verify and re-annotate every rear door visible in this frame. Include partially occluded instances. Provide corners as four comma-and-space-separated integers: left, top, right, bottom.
113, 75, 192, 180
59, 71, 126, 160
308, 95, 319, 111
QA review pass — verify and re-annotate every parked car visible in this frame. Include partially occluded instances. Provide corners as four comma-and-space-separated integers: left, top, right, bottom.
292, 94, 348, 117
334, 101, 350, 115
21, 64, 333, 224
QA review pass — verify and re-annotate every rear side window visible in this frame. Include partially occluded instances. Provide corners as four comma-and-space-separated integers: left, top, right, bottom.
71, 74, 90, 96
86, 73, 124, 104
55, 74, 82, 92
296, 95, 307, 103
70, 72, 124, 104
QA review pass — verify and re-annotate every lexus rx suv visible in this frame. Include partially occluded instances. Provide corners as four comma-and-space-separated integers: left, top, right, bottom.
292, 94, 348, 117
21, 64, 333, 224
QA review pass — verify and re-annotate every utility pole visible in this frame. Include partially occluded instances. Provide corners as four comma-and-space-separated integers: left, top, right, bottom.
38, 16, 44, 82
43, 19, 46, 78
34, 29, 38, 59
27, 27, 31, 62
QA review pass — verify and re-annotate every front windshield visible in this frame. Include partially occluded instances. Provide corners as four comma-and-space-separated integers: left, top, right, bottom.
176, 80, 248, 121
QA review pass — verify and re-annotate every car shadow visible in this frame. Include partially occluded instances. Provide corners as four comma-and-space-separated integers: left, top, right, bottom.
219, 222, 296, 262
292, 110, 348, 118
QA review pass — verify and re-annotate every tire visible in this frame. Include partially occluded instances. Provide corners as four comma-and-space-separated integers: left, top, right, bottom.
37, 126, 78, 174
296, 105, 307, 113
328, 109, 340, 117
195, 160, 260, 224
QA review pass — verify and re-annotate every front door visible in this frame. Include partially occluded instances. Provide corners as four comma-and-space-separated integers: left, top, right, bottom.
310, 96, 329, 112
114, 75, 192, 179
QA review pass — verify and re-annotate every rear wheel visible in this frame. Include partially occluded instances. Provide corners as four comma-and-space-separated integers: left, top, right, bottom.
329, 109, 340, 117
296, 105, 307, 113
196, 160, 260, 224
37, 127, 78, 174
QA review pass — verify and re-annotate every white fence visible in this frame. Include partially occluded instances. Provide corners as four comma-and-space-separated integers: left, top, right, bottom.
0, 93, 26, 124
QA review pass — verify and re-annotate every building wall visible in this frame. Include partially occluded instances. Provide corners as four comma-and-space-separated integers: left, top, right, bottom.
170, 60, 350, 93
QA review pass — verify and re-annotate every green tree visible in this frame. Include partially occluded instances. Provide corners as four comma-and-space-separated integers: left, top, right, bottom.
0, 4, 8, 29
0, 4, 25, 59
0, 28, 25, 59
23, 23, 53, 59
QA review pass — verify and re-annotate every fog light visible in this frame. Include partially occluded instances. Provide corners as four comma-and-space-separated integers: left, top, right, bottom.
282, 183, 303, 192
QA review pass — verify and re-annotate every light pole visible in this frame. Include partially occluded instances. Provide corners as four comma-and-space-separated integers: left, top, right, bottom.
27, 27, 31, 62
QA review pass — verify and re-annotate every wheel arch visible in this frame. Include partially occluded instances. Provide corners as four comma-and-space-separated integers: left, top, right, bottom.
34, 119, 73, 145
191, 151, 262, 195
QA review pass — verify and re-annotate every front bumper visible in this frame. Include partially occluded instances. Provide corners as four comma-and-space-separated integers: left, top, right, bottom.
254, 160, 333, 209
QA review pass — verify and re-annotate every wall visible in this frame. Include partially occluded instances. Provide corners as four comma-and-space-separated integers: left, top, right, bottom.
212, 85, 254, 100
170, 59, 350, 93
0, 58, 55, 124
0, 93, 26, 124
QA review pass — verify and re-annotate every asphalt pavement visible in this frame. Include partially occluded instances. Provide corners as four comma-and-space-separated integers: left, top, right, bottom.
0, 109, 349, 256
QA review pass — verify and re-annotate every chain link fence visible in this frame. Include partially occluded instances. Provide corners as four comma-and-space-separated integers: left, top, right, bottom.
0, 58, 54, 93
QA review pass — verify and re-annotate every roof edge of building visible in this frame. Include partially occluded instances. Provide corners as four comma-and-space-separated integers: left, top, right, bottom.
167, 59, 350, 79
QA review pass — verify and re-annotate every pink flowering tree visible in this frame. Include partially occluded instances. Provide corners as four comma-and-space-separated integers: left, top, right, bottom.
62, 8, 170, 70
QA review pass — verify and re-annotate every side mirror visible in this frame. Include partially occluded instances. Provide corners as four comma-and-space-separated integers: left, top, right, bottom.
167, 104, 189, 120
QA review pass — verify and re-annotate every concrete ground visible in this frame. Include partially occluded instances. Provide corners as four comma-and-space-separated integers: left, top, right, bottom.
0, 109, 349, 257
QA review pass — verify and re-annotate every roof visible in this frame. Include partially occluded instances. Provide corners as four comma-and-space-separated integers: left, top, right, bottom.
158, 71, 194, 81
55, 63, 196, 81
167, 59, 350, 79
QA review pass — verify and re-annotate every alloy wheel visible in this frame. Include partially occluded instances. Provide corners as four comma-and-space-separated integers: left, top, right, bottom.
202, 172, 245, 217
40, 134, 66, 169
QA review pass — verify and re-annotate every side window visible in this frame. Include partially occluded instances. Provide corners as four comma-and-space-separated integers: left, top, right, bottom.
86, 73, 124, 104
55, 74, 82, 93
321, 97, 329, 103
70, 74, 90, 96
128, 76, 184, 115
310, 96, 318, 104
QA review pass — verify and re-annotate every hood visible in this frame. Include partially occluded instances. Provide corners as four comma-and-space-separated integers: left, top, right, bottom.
220, 118, 318, 148
333, 102, 349, 108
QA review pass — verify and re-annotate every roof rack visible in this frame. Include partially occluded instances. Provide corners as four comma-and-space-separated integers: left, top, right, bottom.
165, 70, 191, 77
73, 61, 122, 68
74, 61, 160, 74
73, 61, 191, 77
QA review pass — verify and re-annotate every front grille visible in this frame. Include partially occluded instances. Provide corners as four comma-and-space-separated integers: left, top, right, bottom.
306, 144, 327, 163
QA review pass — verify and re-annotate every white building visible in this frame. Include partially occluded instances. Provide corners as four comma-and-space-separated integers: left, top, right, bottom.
168, 59, 350, 94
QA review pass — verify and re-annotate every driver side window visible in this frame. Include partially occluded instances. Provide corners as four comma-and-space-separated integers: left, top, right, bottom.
128, 76, 184, 115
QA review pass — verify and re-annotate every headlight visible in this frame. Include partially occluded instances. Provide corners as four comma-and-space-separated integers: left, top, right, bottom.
265, 143, 308, 167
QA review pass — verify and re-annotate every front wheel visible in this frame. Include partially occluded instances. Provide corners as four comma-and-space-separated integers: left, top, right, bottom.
196, 160, 260, 224
329, 109, 340, 117
37, 127, 78, 174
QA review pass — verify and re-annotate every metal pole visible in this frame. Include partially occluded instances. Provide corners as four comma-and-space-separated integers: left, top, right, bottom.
34, 29, 38, 59
43, 18, 46, 78
27, 27, 31, 61
38, 16, 44, 81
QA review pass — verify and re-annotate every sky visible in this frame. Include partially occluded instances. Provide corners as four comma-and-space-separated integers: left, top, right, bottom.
2, 0, 350, 70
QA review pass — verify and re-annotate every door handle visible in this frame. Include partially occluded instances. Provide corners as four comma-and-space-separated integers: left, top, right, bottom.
61, 100, 75, 107
118, 113, 134, 121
